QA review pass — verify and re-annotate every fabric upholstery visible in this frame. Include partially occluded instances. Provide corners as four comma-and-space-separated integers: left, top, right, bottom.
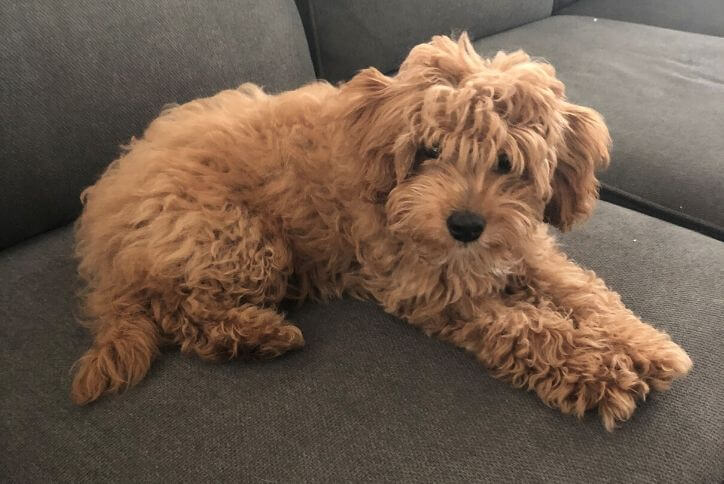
553, 0, 578, 12
474, 16, 724, 240
294, 0, 553, 82
0, 0, 315, 250
557, 0, 724, 37
2, 201, 723, 482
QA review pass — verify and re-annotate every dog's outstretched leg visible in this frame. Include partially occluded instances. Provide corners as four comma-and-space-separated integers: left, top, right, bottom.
433, 247, 691, 431
439, 303, 652, 431
528, 247, 693, 395
71, 313, 159, 405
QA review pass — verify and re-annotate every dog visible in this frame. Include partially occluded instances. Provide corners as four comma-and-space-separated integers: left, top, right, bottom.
71, 33, 691, 430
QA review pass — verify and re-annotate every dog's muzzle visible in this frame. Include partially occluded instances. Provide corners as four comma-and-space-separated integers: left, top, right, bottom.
446, 210, 485, 243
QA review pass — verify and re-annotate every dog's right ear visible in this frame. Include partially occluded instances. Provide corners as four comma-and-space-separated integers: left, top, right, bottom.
341, 67, 394, 133
340, 68, 401, 200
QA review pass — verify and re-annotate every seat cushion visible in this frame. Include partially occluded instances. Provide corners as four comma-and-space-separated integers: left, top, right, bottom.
294, 0, 553, 82
557, 0, 724, 37
2, 202, 722, 482
0, 0, 315, 250
474, 15, 724, 240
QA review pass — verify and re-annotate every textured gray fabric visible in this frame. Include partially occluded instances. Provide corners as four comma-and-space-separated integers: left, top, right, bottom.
558, 0, 724, 37
2, 202, 723, 482
474, 16, 724, 240
0, 0, 315, 250
294, 0, 553, 82
553, 0, 578, 12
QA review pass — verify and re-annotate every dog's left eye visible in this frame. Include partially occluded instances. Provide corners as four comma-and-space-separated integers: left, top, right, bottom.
412, 144, 440, 173
495, 153, 512, 174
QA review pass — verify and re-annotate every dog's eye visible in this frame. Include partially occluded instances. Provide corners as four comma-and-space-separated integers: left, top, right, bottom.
495, 153, 512, 174
412, 144, 440, 173
422, 145, 440, 159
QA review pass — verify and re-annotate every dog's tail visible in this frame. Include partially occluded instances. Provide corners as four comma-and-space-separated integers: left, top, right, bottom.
71, 314, 159, 405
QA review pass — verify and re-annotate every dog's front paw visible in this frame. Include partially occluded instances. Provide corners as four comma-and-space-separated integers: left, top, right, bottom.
592, 358, 650, 432
555, 335, 691, 431
626, 333, 692, 391
595, 339, 690, 430
552, 351, 650, 431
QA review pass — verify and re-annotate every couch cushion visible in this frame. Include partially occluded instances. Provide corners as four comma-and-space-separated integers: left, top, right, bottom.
2, 201, 722, 481
553, 0, 577, 11
0, 0, 315, 250
557, 0, 724, 37
474, 15, 724, 240
294, 0, 553, 82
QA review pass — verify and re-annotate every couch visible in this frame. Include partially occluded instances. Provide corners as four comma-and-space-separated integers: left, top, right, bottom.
2, 1, 722, 481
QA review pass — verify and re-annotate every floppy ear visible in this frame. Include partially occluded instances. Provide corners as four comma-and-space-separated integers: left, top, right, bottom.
341, 67, 393, 126
544, 104, 611, 231
340, 67, 402, 199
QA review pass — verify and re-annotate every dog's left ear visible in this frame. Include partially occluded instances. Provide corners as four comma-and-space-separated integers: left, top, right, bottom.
544, 103, 611, 231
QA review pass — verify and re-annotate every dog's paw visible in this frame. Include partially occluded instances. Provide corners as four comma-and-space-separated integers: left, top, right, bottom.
553, 352, 649, 431
255, 324, 305, 359
595, 361, 649, 431
627, 335, 692, 391
594, 340, 690, 431
559, 337, 691, 431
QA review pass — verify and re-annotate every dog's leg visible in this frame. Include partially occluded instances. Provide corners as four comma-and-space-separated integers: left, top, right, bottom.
173, 301, 304, 362
72, 194, 301, 403
71, 312, 159, 405
432, 254, 691, 430
527, 247, 692, 393
438, 302, 650, 430
155, 207, 304, 363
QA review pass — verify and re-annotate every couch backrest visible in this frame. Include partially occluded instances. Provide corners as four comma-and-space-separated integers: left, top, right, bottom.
295, 0, 553, 82
553, 0, 578, 12
0, 0, 315, 250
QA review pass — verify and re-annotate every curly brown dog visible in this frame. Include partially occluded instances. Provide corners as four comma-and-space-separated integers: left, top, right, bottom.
71, 34, 691, 430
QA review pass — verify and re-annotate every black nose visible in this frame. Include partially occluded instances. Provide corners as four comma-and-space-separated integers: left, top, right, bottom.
446, 211, 485, 242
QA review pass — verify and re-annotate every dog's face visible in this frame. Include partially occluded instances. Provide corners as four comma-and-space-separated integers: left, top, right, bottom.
341, 34, 610, 270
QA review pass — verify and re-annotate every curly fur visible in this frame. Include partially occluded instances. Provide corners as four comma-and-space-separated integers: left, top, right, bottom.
71, 34, 691, 430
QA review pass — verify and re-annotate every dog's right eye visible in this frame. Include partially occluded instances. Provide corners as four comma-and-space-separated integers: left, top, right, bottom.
412, 145, 440, 173
495, 153, 512, 174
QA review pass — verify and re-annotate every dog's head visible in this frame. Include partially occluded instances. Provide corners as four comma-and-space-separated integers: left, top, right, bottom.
340, 34, 610, 269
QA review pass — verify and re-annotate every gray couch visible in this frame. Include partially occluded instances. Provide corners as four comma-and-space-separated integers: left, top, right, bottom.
2, 1, 722, 482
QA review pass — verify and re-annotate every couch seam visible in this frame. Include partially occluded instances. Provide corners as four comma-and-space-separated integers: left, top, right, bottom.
600, 183, 724, 241
307, 0, 325, 79
466, 2, 556, 46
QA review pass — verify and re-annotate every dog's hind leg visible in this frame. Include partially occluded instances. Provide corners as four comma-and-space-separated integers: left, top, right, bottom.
154, 206, 304, 363
71, 311, 159, 405
72, 175, 301, 403
175, 303, 304, 362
